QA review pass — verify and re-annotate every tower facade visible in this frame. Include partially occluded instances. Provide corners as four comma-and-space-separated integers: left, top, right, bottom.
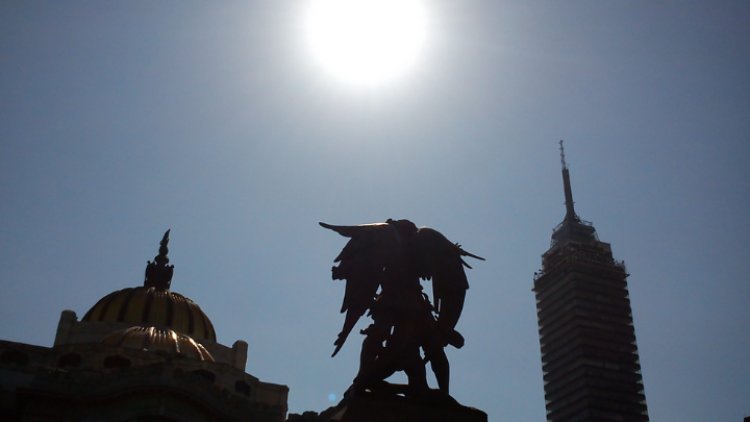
533, 144, 648, 421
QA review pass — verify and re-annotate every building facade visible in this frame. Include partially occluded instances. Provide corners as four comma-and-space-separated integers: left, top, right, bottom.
533, 144, 648, 421
0, 231, 288, 421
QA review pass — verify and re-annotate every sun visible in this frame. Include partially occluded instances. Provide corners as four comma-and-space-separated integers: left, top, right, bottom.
304, 0, 429, 87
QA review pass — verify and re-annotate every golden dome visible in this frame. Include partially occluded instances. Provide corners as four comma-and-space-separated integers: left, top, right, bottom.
82, 287, 217, 342
103, 326, 214, 362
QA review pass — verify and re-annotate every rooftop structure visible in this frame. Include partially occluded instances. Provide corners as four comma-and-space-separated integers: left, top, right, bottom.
0, 231, 288, 421
533, 142, 649, 421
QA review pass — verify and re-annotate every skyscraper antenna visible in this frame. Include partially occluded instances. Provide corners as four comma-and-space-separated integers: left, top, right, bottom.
558, 140, 578, 222
559, 140, 567, 170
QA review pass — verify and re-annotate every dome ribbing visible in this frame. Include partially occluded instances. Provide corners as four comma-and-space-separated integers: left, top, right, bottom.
102, 326, 214, 362
82, 286, 216, 342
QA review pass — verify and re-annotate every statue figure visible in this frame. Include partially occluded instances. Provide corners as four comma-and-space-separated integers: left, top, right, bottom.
320, 219, 483, 398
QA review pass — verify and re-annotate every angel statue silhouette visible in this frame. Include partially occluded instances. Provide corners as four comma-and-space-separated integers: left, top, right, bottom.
320, 219, 484, 399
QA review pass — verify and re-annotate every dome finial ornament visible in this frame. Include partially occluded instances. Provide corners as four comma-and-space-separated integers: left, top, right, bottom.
144, 230, 174, 290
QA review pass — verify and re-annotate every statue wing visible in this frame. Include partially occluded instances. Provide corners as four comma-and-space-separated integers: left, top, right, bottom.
413, 227, 484, 348
320, 222, 401, 357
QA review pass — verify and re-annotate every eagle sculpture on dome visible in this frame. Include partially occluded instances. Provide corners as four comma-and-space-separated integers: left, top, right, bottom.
320, 219, 483, 398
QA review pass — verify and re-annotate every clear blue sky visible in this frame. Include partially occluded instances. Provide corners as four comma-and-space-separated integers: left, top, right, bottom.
1, 1, 748, 420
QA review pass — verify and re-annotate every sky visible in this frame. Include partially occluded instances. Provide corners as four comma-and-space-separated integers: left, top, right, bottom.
1, 1, 749, 420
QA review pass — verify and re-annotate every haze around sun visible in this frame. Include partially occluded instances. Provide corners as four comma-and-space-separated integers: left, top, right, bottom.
303, 0, 429, 88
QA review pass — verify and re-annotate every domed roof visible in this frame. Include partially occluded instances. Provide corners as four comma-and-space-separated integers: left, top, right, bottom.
82, 231, 217, 342
83, 286, 217, 342
103, 326, 214, 362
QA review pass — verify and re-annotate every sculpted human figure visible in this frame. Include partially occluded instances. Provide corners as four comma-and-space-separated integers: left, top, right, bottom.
320, 219, 483, 397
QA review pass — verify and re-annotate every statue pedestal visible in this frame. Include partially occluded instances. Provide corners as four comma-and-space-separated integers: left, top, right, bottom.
316, 388, 487, 422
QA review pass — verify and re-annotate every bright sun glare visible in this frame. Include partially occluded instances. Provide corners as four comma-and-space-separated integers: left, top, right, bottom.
304, 0, 428, 87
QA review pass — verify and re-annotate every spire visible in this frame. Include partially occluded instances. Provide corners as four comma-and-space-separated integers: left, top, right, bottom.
144, 229, 174, 290
550, 141, 597, 247
560, 140, 578, 222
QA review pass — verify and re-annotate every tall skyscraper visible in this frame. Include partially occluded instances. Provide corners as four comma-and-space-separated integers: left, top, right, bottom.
533, 142, 648, 421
